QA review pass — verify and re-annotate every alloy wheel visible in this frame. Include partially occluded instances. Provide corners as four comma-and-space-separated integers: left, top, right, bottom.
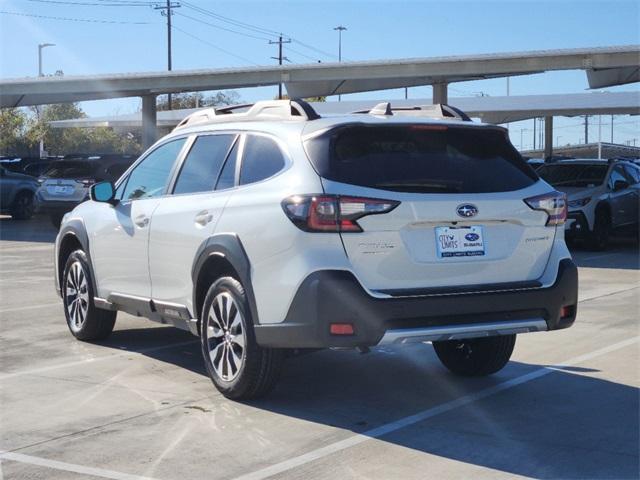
65, 261, 89, 332
205, 292, 246, 381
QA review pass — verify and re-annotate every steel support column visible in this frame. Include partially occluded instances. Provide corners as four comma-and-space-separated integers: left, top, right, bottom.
544, 116, 553, 159
433, 82, 448, 105
142, 95, 157, 149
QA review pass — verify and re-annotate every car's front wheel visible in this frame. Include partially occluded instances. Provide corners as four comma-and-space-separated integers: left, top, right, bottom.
589, 209, 611, 251
433, 334, 516, 376
63, 250, 116, 341
200, 276, 284, 400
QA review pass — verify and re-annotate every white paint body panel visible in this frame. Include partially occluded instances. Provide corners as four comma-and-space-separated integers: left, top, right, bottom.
59, 113, 574, 330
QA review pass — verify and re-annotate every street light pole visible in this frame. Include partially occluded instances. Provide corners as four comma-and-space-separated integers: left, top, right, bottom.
334, 25, 347, 101
38, 43, 55, 77
37, 43, 55, 158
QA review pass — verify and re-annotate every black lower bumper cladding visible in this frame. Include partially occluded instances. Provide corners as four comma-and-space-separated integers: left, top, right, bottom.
254, 259, 578, 348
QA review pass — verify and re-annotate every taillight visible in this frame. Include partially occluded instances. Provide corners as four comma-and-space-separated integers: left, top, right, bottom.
282, 194, 400, 233
524, 191, 567, 226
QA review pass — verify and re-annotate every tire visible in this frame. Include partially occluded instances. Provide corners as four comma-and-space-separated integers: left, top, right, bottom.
50, 214, 64, 230
10, 191, 34, 220
433, 334, 516, 377
62, 250, 116, 341
589, 209, 610, 251
200, 276, 284, 400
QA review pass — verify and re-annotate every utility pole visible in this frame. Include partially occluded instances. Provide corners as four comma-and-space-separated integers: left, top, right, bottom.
533, 118, 536, 150
598, 115, 602, 159
611, 114, 614, 143
584, 115, 589, 144
154, 1, 181, 110
334, 25, 347, 101
269, 35, 291, 100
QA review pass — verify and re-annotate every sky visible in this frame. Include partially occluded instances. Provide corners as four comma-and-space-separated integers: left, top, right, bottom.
1, 0, 639, 150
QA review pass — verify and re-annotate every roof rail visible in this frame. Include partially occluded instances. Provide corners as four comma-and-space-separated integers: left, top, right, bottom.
174, 98, 320, 130
353, 103, 472, 122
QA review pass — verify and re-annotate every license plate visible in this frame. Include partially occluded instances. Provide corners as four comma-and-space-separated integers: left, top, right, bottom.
48, 186, 72, 195
435, 226, 485, 258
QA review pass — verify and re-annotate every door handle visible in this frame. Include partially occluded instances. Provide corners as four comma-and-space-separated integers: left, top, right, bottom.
195, 210, 213, 226
134, 215, 149, 228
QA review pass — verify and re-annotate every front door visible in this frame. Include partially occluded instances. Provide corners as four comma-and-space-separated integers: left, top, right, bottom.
88, 138, 188, 299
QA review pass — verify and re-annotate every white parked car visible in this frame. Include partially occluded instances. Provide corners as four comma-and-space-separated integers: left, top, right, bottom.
537, 159, 640, 249
55, 100, 578, 400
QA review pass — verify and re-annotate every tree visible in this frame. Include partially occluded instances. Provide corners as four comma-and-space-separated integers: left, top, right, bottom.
25, 103, 141, 155
0, 108, 26, 155
157, 91, 242, 111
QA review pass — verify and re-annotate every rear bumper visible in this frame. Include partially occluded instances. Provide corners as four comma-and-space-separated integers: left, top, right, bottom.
35, 198, 81, 215
254, 259, 578, 348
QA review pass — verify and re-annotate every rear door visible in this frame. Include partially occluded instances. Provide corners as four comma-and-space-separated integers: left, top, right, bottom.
305, 124, 554, 291
607, 165, 636, 227
148, 133, 239, 307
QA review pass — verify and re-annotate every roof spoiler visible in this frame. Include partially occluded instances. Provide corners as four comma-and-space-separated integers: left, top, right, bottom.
353, 102, 472, 122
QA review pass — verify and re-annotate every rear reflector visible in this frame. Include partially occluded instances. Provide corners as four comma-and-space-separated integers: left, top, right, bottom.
330, 323, 355, 335
560, 305, 574, 319
282, 194, 399, 233
524, 191, 567, 226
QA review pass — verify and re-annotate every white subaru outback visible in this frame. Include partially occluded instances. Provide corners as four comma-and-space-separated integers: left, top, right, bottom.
54, 100, 578, 400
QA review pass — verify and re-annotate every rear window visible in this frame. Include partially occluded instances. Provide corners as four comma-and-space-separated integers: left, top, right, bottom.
43, 161, 97, 179
304, 125, 537, 193
537, 164, 608, 188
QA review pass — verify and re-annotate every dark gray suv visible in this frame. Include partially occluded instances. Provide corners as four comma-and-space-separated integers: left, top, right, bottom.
0, 166, 39, 220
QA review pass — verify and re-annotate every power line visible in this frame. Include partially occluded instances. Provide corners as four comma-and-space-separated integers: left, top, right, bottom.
26, 0, 156, 6
0, 10, 154, 24
180, 0, 280, 37
180, 0, 338, 60
175, 11, 272, 41
170, 24, 258, 66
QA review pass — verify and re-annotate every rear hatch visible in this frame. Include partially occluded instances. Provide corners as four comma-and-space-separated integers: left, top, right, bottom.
40, 161, 99, 202
304, 123, 556, 292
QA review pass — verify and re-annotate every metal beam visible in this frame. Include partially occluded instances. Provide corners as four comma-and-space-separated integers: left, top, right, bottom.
433, 83, 448, 104
141, 95, 157, 149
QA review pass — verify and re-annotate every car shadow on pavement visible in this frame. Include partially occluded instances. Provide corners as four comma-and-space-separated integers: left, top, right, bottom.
569, 236, 639, 270
0, 215, 57, 243
115, 329, 638, 479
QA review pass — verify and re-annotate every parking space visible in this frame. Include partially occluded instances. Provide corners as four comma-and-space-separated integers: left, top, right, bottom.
0, 215, 638, 480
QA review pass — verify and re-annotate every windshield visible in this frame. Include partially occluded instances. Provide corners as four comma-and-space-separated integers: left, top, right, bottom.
304, 124, 537, 193
537, 164, 608, 187
42, 161, 98, 179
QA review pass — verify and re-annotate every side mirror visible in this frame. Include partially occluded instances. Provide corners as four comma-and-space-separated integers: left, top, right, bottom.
90, 181, 116, 204
613, 180, 629, 192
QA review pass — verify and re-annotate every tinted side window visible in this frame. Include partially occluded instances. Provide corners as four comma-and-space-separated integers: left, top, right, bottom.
608, 166, 628, 190
121, 139, 185, 200
239, 135, 286, 186
623, 164, 640, 184
174, 135, 235, 195
215, 139, 240, 190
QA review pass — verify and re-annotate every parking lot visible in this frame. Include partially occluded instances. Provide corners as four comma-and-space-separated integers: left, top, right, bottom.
0, 215, 638, 480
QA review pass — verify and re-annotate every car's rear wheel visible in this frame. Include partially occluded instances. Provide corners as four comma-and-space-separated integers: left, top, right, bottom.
433, 334, 516, 376
589, 209, 610, 251
11, 191, 34, 220
201, 276, 284, 400
63, 250, 116, 341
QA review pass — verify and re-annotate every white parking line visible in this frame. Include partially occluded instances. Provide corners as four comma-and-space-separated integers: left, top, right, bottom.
0, 339, 198, 381
233, 336, 639, 480
0, 452, 159, 480
0, 302, 61, 314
